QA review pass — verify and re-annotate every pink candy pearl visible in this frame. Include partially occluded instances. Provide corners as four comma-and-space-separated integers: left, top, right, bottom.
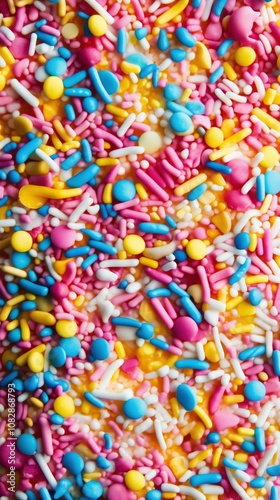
50, 282, 69, 299
79, 47, 101, 67
228, 159, 250, 187
173, 316, 198, 341
107, 484, 136, 500
50, 225, 76, 249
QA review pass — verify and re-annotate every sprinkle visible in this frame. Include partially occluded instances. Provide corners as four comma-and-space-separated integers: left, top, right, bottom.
10, 78, 39, 107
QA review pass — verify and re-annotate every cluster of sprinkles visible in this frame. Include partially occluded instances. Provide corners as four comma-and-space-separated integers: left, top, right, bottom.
2, 0, 280, 499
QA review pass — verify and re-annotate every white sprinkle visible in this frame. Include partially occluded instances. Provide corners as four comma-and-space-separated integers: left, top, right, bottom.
188, 75, 208, 83
154, 419, 166, 451
256, 308, 278, 327
22, 22, 36, 35
225, 468, 250, 500
109, 146, 144, 158
200, 486, 224, 495
15, 492, 28, 500
196, 342, 205, 361
96, 269, 118, 282
45, 255, 62, 282
91, 389, 133, 401
84, 0, 114, 23
259, 33, 272, 54
100, 259, 139, 268
69, 197, 93, 223
10, 78, 39, 107
98, 359, 124, 391
145, 470, 157, 481
29, 32, 37, 57
221, 373, 230, 386
0, 26, 15, 41
257, 444, 277, 476
35, 148, 59, 172
230, 357, 245, 380
0, 56, 6, 67
158, 58, 172, 71
0, 219, 16, 227
226, 92, 247, 103
256, 401, 275, 428
161, 484, 180, 493
223, 79, 240, 94
215, 88, 232, 106
266, 330, 273, 358
179, 486, 206, 500
158, 365, 169, 377
148, 0, 161, 12
254, 76, 266, 100
234, 470, 251, 482
223, 151, 244, 162
48, 207, 68, 220
126, 282, 142, 293
34, 453, 57, 488
233, 209, 261, 234
119, 447, 132, 461
135, 418, 153, 434
202, 0, 214, 20
117, 113, 136, 137
34, 0, 46, 10
241, 177, 256, 195
105, 29, 117, 42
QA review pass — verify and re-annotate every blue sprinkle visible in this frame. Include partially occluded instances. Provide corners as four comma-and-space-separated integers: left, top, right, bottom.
40, 327, 53, 338
81, 253, 98, 270
164, 83, 182, 101
168, 281, 189, 297
205, 432, 220, 444
248, 288, 263, 306
152, 67, 159, 89
65, 246, 90, 258
175, 359, 210, 370
190, 473, 222, 487
41, 392, 49, 404
150, 338, 169, 350
0, 370, 19, 387
222, 457, 248, 471
0, 195, 9, 207
217, 39, 234, 57
256, 174, 265, 201
272, 350, 280, 376
80, 228, 103, 241
175, 27, 196, 47
212, 0, 229, 17
104, 433, 112, 450
26, 491, 38, 500
61, 151, 82, 171
241, 441, 256, 453
36, 31, 58, 46
239, 345, 266, 361
96, 456, 111, 469
209, 65, 224, 83
138, 222, 170, 234
169, 48, 186, 62
35, 19, 47, 28
82, 481, 103, 499
7, 170, 21, 183
205, 161, 232, 174
185, 101, 205, 115
129, 135, 139, 141
38, 237, 52, 251
99, 70, 120, 95
9, 308, 19, 321
77, 10, 90, 19
100, 203, 108, 219
11, 251, 31, 269
255, 427, 266, 452
135, 27, 148, 40
180, 296, 202, 323
117, 29, 128, 54
192, 0, 202, 6
54, 478, 73, 500
60, 337, 81, 357
84, 392, 104, 408
123, 397, 147, 419
88, 240, 117, 254
176, 384, 197, 411
63, 70, 87, 88
19, 279, 48, 296
82, 96, 98, 113
167, 101, 192, 115
81, 138, 92, 162
23, 375, 40, 392
39, 487, 52, 500
38, 204, 50, 216
187, 183, 207, 201
112, 317, 142, 328
157, 29, 170, 51
267, 465, 280, 476
49, 346, 67, 368
118, 279, 128, 289
139, 63, 157, 79
66, 163, 99, 188
45, 57, 67, 77
50, 414, 65, 425
88, 66, 112, 104
27, 270, 38, 282
234, 232, 250, 250
147, 288, 172, 298
146, 491, 162, 500
250, 477, 266, 489
4, 142, 17, 153
58, 47, 72, 60
165, 215, 176, 228
136, 323, 154, 340
64, 88, 91, 97
15, 137, 42, 164
6, 283, 19, 295
228, 257, 251, 285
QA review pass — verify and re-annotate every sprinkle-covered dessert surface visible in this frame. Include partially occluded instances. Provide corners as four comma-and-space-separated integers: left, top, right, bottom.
1, 0, 280, 499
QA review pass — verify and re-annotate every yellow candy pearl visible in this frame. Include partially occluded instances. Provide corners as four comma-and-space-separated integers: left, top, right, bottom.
186, 239, 207, 260
259, 145, 279, 168
204, 341, 220, 362
43, 76, 64, 99
139, 131, 162, 154
204, 127, 224, 148
27, 351, 44, 373
125, 470, 145, 491
123, 234, 145, 255
55, 320, 78, 338
88, 15, 107, 36
11, 231, 33, 252
13, 116, 33, 135
54, 395, 75, 418
235, 47, 256, 67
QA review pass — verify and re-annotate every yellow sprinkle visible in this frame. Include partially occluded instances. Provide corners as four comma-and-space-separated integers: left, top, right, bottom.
189, 449, 212, 468
191, 422, 205, 440
30, 311, 56, 326
227, 433, 244, 443
83, 472, 102, 480
170, 397, 180, 419
20, 319, 30, 341
28, 351, 44, 373
2, 266, 27, 278
169, 456, 187, 479
60, 141, 80, 152
263, 88, 277, 105
106, 105, 129, 118
211, 212, 231, 234
0, 47, 15, 64
162, 493, 176, 499
248, 232, 257, 252
167, 355, 179, 367
0, 305, 12, 322
120, 61, 141, 75
139, 256, 159, 268
237, 427, 255, 436
102, 183, 113, 204
223, 61, 237, 80
260, 194, 273, 214
53, 119, 72, 142
25, 417, 33, 427
237, 302, 255, 317
51, 132, 63, 150
7, 295, 25, 307
16, 345, 46, 366
58, 0, 66, 16
259, 372, 268, 382
30, 397, 44, 408
155, 0, 189, 26
212, 447, 222, 468
96, 158, 119, 166
221, 437, 232, 446
74, 295, 85, 307
224, 395, 245, 404
193, 406, 212, 429
115, 341, 125, 359
229, 324, 254, 334
218, 128, 252, 149
226, 296, 243, 311
135, 183, 148, 200
6, 320, 19, 332
252, 108, 280, 132
245, 275, 268, 284
174, 173, 207, 196
209, 146, 235, 161
235, 453, 248, 463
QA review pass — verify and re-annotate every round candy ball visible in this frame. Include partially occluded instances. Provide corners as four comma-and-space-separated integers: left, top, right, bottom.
123, 397, 147, 419
54, 395, 75, 418
163, 83, 182, 100
49, 346, 67, 367
82, 480, 104, 499
125, 470, 146, 491
90, 338, 110, 360
50, 282, 69, 300
83, 96, 98, 113
45, 57, 67, 77
50, 225, 76, 249
11, 231, 32, 252
174, 249, 187, 262
169, 112, 192, 135
173, 316, 198, 341
248, 288, 263, 306
99, 70, 120, 95
43, 76, 64, 99
235, 46, 256, 66
136, 323, 154, 340
112, 180, 136, 202
138, 131, 162, 154
146, 490, 162, 500
62, 452, 84, 474
176, 384, 197, 411
123, 234, 145, 255
88, 15, 107, 36
11, 251, 31, 269
56, 320, 78, 338
17, 433, 37, 455
244, 380, 266, 402
186, 239, 207, 260
204, 127, 224, 148
234, 232, 250, 250
259, 146, 279, 168
60, 337, 81, 357
13, 115, 33, 135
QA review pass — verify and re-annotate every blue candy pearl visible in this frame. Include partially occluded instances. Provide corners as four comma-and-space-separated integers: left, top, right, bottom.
163, 83, 182, 100
98, 70, 120, 95
82, 480, 103, 499
112, 180, 136, 202
248, 288, 263, 306
169, 48, 186, 62
83, 96, 98, 113
176, 384, 197, 411
45, 57, 67, 76
62, 452, 84, 474
11, 251, 31, 269
265, 171, 280, 195
174, 249, 187, 262
90, 338, 110, 360
244, 380, 266, 402
17, 433, 37, 455
146, 490, 162, 500
234, 232, 250, 250
169, 112, 192, 134
49, 346, 67, 367
136, 323, 154, 340
60, 337, 81, 357
123, 397, 147, 419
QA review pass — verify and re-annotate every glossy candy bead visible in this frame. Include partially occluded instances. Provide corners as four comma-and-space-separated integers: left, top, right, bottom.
235, 46, 256, 66
123, 234, 145, 254
123, 397, 147, 419
186, 239, 207, 260
11, 231, 32, 252
45, 57, 67, 76
244, 380, 266, 402
125, 470, 145, 491
83, 96, 98, 113
49, 346, 67, 367
248, 288, 263, 306
175, 27, 196, 47
54, 395, 75, 418
157, 29, 170, 51
234, 232, 250, 250
99, 70, 120, 94
163, 84, 182, 100
62, 452, 84, 474
88, 15, 107, 36
173, 316, 198, 341
43, 77, 64, 99
169, 112, 192, 134
55, 320, 78, 338
112, 180, 136, 202
17, 434, 37, 455
136, 323, 154, 340
204, 127, 224, 148
174, 249, 187, 262
82, 480, 103, 498
146, 491, 162, 500
60, 337, 81, 357
176, 384, 197, 411
90, 338, 110, 360
169, 48, 186, 62
11, 251, 31, 269
138, 131, 162, 154
96, 456, 111, 469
